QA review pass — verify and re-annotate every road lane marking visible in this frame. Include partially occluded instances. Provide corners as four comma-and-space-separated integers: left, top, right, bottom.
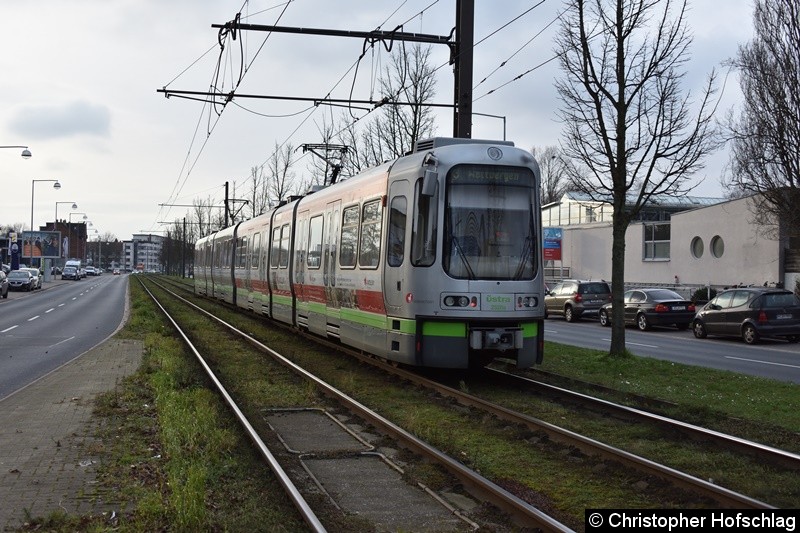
58, 303, 65, 307
52, 336, 76, 347
725, 356, 800, 370
28, 316, 40, 322
46, 308, 55, 313
2, 325, 18, 333
598, 338, 659, 348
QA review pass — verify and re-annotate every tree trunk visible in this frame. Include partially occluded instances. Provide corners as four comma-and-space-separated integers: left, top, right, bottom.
609, 213, 628, 355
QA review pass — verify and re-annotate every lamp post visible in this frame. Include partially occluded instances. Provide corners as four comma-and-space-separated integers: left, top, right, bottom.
55, 201, 78, 224
68, 212, 88, 261
0, 145, 32, 159
30, 179, 61, 267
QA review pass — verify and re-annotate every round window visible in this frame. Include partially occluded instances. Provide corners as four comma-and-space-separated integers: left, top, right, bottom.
710, 235, 725, 258
690, 237, 704, 258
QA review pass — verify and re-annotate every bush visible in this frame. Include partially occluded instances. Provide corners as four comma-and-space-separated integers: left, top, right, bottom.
691, 286, 717, 303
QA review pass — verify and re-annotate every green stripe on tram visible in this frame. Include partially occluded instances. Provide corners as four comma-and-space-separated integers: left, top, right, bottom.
422, 322, 467, 338
521, 322, 539, 337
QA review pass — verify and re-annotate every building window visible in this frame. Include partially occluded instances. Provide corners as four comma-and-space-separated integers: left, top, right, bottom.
711, 235, 725, 258
643, 223, 670, 260
690, 236, 704, 258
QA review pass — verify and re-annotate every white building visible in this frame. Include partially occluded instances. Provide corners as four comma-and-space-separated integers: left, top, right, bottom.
123, 234, 165, 272
542, 193, 799, 292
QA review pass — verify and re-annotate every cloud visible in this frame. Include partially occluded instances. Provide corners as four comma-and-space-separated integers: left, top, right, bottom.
9, 100, 111, 139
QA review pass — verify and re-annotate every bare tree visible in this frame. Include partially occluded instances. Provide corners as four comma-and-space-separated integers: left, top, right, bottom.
723, 0, 800, 243
531, 145, 571, 205
554, 0, 719, 355
247, 165, 270, 218
265, 141, 298, 206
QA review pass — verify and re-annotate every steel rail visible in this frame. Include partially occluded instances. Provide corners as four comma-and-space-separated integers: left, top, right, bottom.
486, 365, 800, 471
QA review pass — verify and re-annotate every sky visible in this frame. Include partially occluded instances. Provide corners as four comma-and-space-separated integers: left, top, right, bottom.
0, 0, 755, 241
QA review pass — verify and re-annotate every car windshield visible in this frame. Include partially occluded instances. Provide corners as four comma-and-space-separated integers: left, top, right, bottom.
763, 293, 800, 307
646, 289, 683, 300
579, 283, 610, 295
9, 271, 29, 278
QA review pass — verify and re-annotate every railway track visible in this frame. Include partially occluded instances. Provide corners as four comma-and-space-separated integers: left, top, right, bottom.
137, 275, 574, 531
149, 275, 797, 510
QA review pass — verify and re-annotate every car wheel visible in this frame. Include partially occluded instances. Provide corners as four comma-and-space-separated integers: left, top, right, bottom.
564, 306, 575, 322
676, 323, 689, 330
637, 313, 651, 331
693, 320, 707, 339
742, 324, 760, 345
599, 309, 610, 327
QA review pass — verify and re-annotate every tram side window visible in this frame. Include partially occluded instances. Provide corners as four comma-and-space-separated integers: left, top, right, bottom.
411, 179, 438, 266
279, 224, 290, 268
270, 227, 281, 268
359, 199, 382, 268
340, 206, 359, 268
251, 233, 261, 271
236, 236, 248, 269
387, 196, 407, 267
307, 215, 323, 269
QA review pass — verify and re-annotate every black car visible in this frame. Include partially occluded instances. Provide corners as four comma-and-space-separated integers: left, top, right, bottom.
692, 288, 800, 344
0, 271, 8, 298
599, 288, 695, 331
7, 270, 35, 291
62, 266, 80, 280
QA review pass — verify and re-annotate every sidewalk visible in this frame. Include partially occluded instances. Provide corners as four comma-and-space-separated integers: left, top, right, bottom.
0, 338, 143, 530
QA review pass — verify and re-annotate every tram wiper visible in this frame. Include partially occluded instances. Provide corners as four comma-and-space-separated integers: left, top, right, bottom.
513, 236, 532, 280
451, 236, 476, 280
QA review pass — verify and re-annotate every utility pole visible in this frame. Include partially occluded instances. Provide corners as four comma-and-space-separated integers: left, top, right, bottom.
454, 0, 474, 138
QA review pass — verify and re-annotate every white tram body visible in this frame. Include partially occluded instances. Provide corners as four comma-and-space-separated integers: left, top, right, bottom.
195, 137, 546, 368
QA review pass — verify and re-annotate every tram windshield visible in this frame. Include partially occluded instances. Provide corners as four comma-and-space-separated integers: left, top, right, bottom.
443, 164, 537, 280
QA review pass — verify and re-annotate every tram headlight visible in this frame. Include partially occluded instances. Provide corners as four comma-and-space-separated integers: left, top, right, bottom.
518, 296, 538, 308
443, 294, 476, 308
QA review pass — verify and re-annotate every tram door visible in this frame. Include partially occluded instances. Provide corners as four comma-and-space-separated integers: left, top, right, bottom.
323, 200, 341, 317
384, 179, 410, 313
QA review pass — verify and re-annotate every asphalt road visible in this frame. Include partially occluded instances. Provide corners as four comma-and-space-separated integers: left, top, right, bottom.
543, 315, 800, 384
0, 274, 128, 400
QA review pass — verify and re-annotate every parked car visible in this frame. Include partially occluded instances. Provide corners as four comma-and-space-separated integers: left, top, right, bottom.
85, 266, 97, 276
692, 287, 800, 344
0, 271, 8, 298
20, 268, 43, 289
545, 280, 612, 322
598, 288, 695, 330
62, 266, 80, 280
7, 270, 35, 291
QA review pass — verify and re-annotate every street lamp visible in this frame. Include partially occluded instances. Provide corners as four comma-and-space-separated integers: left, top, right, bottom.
0, 145, 32, 159
55, 201, 78, 224
30, 179, 61, 266
68, 212, 88, 261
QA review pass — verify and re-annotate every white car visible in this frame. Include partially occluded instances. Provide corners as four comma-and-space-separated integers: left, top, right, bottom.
20, 268, 43, 289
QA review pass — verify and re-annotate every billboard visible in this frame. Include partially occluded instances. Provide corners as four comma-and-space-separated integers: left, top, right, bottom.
21, 231, 62, 260
543, 227, 563, 261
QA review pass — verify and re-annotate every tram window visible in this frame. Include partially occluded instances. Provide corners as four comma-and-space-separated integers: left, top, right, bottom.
307, 215, 323, 269
411, 179, 438, 267
236, 236, 248, 269
359, 199, 382, 268
251, 232, 261, 271
388, 196, 407, 267
279, 224, 290, 268
270, 227, 280, 268
340, 206, 359, 268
